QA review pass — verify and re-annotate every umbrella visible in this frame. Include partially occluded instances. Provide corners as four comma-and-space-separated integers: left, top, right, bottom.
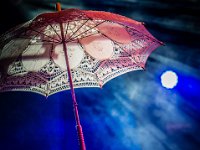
0, 3, 163, 150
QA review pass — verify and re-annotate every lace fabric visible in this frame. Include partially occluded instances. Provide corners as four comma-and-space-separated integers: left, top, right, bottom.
0, 9, 161, 96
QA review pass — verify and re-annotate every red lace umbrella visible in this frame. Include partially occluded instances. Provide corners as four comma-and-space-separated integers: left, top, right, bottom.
0, 3, 163, 150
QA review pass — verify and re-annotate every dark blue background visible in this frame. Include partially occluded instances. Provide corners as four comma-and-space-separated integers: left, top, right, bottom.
0, 0, 200, 150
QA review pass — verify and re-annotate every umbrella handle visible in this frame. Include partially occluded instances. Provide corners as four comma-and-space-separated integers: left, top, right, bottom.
76, 124, 86, 150
73, 101, 86, 150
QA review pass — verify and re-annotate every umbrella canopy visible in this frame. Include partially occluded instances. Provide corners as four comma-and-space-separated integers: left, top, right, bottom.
0, 8, 162, 96
0, 4, 162, 150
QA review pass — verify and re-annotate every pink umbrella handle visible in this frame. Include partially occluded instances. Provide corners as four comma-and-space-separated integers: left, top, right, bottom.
57, 3, 86, 150
77, 124, 86, 150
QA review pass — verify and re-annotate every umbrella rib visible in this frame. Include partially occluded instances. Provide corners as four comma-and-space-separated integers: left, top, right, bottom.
115, 38, 150, 56
114, 42, 131, 56
38, 39, 60, 44
66, 19, 89, 41
49, 24, 62, 41
64, 21, 69, 40
17, 27, 42, 41
18, 36, 60, 44
114, 42, 147, 68
21, 27, 57, 44
68, 20, 106, 41
67, 32, 98, 43
25, 27, 39, 39
127, 26, 162, 45
29, 27, 61, 43
96, 31, 133, 58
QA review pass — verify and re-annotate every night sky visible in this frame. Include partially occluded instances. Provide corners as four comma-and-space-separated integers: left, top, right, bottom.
0, 0, 200, 150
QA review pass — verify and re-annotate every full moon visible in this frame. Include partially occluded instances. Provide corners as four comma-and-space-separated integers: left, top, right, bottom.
161, 70, 178, 89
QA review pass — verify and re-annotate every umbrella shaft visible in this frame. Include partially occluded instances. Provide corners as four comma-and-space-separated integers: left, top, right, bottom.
59, 21, 86, 150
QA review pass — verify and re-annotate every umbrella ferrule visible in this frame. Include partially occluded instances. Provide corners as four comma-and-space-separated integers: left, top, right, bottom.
56, 3, 61, 12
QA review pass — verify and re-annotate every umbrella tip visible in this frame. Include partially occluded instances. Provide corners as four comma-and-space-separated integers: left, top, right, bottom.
56, 2, 61, 11
99, 81, 103, 89
158, 41, 165, 46
45, 92, 49, 99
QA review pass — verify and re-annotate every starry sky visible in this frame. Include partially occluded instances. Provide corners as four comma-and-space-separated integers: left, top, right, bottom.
0, 0, 200, 150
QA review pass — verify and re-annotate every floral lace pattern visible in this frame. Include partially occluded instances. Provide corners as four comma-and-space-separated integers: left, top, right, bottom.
0, 9, 161, 96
